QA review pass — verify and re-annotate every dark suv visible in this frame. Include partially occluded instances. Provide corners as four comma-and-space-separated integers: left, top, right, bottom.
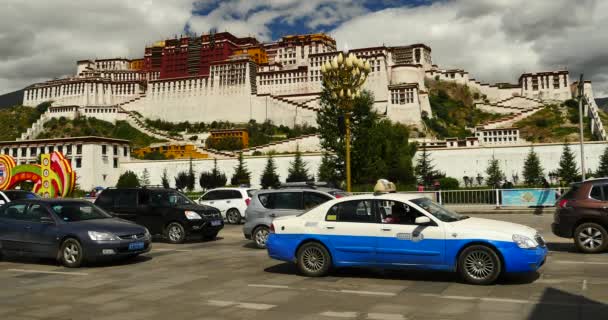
552, 179, 608, 253
95, 187, 223, 244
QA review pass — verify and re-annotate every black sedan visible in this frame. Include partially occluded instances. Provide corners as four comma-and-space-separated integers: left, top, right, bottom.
0, 199, 151, 267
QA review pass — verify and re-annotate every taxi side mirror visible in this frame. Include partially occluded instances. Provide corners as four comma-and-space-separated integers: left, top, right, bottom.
415, 216, 431, 225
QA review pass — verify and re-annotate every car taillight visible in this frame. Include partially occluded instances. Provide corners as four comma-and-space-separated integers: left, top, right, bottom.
245, 198, 251, 206
269, 223, 275, 233
558, 199, 569, 208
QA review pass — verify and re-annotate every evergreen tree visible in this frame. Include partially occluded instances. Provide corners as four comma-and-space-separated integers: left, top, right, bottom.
174, 171, 189, 190
286, 147, 311, 182
260, 156, 281, 189
230, 153, 251, 186
210, 159, 227, 188
558, 142, 579, 184
523, 148, 544, 186
485, 156, 505, 188
415, 144, 436, 187
186, 157, 196, 192
140, 168, 151, 186
318, 153, 342, 188
596, 145, 608, 178
161, 169, 170, 188
116, 171, 140, 188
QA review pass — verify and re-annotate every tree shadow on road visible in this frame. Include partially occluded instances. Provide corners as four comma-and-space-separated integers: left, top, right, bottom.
0, 253, 152, 269
546, 241, 577, 253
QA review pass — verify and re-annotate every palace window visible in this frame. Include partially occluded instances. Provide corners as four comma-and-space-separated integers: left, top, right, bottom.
390, 88, 415, 104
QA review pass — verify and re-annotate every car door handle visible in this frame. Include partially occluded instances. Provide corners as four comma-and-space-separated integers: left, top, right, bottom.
381, 228, 392, 231
209, 201, 214, 204
25, 226, 32, 230
269, 213, 276, 218
326, 226, 335, 230
226, 200, 231, 204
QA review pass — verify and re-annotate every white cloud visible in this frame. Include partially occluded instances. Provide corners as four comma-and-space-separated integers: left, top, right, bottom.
330, 0, 608, 95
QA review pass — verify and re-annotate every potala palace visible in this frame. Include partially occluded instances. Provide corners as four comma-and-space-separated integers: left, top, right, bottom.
10, 31, 608, 189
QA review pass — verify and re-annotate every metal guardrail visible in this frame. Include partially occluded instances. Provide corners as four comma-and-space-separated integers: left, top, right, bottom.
352, 187, 567, 207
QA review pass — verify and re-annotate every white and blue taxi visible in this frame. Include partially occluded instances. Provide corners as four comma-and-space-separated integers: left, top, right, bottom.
266, 185, 548, 285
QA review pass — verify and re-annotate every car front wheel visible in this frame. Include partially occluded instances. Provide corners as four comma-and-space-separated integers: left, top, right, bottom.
296, 242, 331, 277
60, 238, 84, 268
165, 222, 186, 244
574, 223, 607, 253
226, 209, 241, 224
253, 226, 269, 249
458, 245, 501, 285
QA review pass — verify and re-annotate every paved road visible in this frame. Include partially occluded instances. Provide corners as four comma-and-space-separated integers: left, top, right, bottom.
1, 214, 607, 320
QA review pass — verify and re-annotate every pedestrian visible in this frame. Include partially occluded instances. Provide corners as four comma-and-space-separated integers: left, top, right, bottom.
417, 184, 424, 192
542, 177, 550, 189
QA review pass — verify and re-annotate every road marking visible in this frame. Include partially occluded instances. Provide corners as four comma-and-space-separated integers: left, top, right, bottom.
554, 260, 608, 265
6, 269, 89, 276
320, 311, 358, 318
582, 280, 588, 291
206, 300, 276, 311
151, 248, 192, 252
248, 284, 291, 289
339, 290, 396, 296
367, 313, 405, 320
480, 297, 528, 304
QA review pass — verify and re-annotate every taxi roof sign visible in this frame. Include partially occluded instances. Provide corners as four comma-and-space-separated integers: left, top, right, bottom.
374, 179, 396, 194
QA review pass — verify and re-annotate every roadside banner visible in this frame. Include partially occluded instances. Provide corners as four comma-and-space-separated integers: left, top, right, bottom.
501, 189, 557, 207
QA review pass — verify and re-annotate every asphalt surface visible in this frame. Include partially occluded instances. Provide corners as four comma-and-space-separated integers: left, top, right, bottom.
1, 213, 607, 320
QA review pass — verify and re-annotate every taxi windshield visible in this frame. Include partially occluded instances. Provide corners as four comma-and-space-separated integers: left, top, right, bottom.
410, 197, 467, 222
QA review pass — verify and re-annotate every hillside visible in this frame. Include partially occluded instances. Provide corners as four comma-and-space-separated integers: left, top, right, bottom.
514, 104, 593, 143
0, 89, 25, 109
423, 79, 502, 138
0, 105, 42, 141
36, 117, 163, 148
596, 97, 608, 112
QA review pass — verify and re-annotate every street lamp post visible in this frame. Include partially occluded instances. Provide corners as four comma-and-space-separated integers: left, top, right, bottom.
321, 52, 371, 192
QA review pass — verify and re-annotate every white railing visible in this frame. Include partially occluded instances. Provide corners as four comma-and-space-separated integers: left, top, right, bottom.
353, 187, 567, 207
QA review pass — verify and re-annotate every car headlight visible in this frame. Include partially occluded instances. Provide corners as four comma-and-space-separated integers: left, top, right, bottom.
88, 231, 120, 241
185, 210, 202, 220
144, 228, 151, 239
513, 234, 538, 249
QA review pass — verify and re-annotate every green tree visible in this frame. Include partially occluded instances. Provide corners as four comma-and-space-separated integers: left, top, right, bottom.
260, 156, 281, 189
439, 177, 459, 190
558, 142, 579, 184
415, 144, 436, 187
199, 171, 214, 190
317, 153, 342, 187
286, 147, 311, 182
485, 156, 505, 188
174, 171, 189, 190
116, 171, 140, 188
210, 158, 227, 188
230, 153, 251, 186
161, 169, 170, 188
523, 148, 544, 186
140, 168, 151, 185
187, 157, 196, 192
596, 146, 608, 178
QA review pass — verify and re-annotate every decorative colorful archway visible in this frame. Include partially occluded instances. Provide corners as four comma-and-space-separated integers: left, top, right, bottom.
0, 152, 76, 198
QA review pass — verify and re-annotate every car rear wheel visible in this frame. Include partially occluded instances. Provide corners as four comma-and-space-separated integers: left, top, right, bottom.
458, 245, 501, 285
60, 238, 84, 268
574, 223, 608, 253
165, 222, 186, 244
296, 242, 331, 277
253, 226, 269, 249
226, 209, 242, 224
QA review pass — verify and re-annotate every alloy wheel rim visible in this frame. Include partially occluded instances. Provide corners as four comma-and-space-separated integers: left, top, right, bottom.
464, 250, 494, 280
169, 225, 182, 242
256, 228, 268, 246
579, 227, 603, 249
64, 243, 79, 264
302, 247, 325, 272
228, 211, 238, 224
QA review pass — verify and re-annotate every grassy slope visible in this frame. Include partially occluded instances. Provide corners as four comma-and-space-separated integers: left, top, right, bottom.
0, 106, 41, 141
515, 104, 592, 143
424, 79, 502, 138
36, 117, 163, 148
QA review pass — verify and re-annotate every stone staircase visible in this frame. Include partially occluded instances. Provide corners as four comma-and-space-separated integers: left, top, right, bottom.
481, 106, 545, 129
475, 96, 543, 114
585, 94, 607, 140
241, 134, 321, 155
17, 110, 52, 141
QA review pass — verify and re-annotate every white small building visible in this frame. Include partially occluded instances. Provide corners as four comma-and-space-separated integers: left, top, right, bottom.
0, 136, 130, 190
475, 127, 520, 145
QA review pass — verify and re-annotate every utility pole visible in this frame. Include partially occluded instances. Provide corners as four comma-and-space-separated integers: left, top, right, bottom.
578, 74, 586, 181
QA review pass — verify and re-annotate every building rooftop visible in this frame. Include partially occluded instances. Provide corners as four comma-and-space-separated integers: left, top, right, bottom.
0, 136, 131, 146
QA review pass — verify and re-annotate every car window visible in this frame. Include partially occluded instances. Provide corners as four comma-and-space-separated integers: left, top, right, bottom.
247, 189, 256, 197
379, 200, 427, 225
411, 198, 466, 222
201, 191, 218, 201
95, 191, 114, 207
561, 183, 580, 200
150, 191, 194, 207
258, 193, 271, 208
51, 203, 111, 222
27, 204, 51, 221
230, 190, 242, 199
326, 199, 375, 223
271, 192, 302, 210
138, 190, 150, 205
303, 192, 332, 210
590, 185, 603, 201
117, 190, 137, 207
602, 185, 608, 202
0, 203, 29, 221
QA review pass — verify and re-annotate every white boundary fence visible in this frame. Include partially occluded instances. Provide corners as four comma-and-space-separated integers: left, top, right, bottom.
353, 188, 567, 208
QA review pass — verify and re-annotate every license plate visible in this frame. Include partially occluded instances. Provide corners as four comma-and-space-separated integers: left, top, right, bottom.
128, 242, 145, 251
211, 220, 222, 226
